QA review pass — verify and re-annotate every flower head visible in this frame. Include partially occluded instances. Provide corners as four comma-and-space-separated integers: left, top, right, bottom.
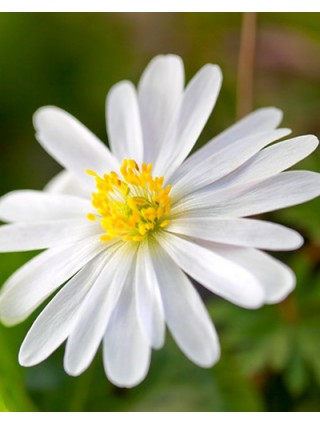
0, 54, 319, 388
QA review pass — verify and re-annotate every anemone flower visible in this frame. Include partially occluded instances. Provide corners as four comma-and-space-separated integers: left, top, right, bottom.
0, 55, 319, 388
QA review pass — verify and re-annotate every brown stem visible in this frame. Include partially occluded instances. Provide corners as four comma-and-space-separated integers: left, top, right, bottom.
236, 12, 257, 119
278, 296, 299, 324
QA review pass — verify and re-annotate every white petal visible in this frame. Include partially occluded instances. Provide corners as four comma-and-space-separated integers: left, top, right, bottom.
174, 171, 320, 217
158, 233, 265, 309
154, 64, 222, 178
103, 276, 151, 388
149, 241, 220, 367
138, 54, 184, 164
0, 219, 101, 252
44, 170, 90, 198
198, 241, 296, 304
34, 106, 119, 187
19, 254, 107, 366
167, 217, 303, 251
0, 236, 105, 326
181, 107, 283, 167
170, 128, 291, 199
63, 243, 136, 376
0, 190, 91, 223
199, 134, 319, 193
107, 81, 143, 163
135, 242, 165, 349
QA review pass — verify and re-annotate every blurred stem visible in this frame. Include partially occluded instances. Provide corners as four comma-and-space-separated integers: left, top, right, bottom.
69, 362, 96, 412
236, 12, 257, 119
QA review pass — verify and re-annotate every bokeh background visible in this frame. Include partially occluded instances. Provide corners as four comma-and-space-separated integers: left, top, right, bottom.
0, 12, 319, 412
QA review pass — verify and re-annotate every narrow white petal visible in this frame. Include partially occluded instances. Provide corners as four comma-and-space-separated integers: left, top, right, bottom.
107, 81, 143, 163
19, 253, 107, 366
170, 128, 291, 199
158, 233, 265, 308
34, 106, 119, 187
44, 170, 90, 198
0, 236, 105, 326
154, 64, 222, 178
149, 241, 220, 367
174, 171, 320, 217
103, 276, 151, 388
199, 135, 319, 193
181, 107, 283, 167
138, 54, 184, 163
0, 219, 101, 252
135, 242, 165, 349
64, 244, 136, 376
0, 190, 91, 223
167, 217, 303, 251
198, 241, 296, 304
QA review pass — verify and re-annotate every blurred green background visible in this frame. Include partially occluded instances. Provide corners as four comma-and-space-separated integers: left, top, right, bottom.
0, 12, 319, 412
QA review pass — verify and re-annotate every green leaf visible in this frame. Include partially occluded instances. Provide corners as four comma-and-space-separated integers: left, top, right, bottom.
0, 394, 9, 412
284, 348, 308, 396
0, 327, 36, 412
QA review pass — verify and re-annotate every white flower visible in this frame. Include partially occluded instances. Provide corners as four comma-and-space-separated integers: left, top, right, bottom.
0, 54, 319, 388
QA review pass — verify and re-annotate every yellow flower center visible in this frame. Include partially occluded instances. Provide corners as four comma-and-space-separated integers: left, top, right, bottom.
86, 159, 171, 242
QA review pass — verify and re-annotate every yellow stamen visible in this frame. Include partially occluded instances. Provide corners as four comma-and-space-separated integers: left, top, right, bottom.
87, 159, 171, 243
86, 169, 97, 177
86, 213, 97, 221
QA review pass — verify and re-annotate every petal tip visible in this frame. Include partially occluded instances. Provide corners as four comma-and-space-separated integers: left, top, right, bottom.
18, 349, 32, 368
63, 361, 84, 377
189, 343, 221, 369
295, 233, 305, 250
0, 314, 20, 328
148, 53, 183, 66
256, 106, 283, 124
306, 134, 319, 150
33, 105, 61, 129
107, 370, 149, 389
204, 63, 223, 82
262, 262, 296, 304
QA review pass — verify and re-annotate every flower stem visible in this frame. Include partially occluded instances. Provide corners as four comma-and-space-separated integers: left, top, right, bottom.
236, 12, 257, 119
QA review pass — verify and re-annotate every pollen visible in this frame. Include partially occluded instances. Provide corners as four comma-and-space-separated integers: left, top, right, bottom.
87, 159, 171, 243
